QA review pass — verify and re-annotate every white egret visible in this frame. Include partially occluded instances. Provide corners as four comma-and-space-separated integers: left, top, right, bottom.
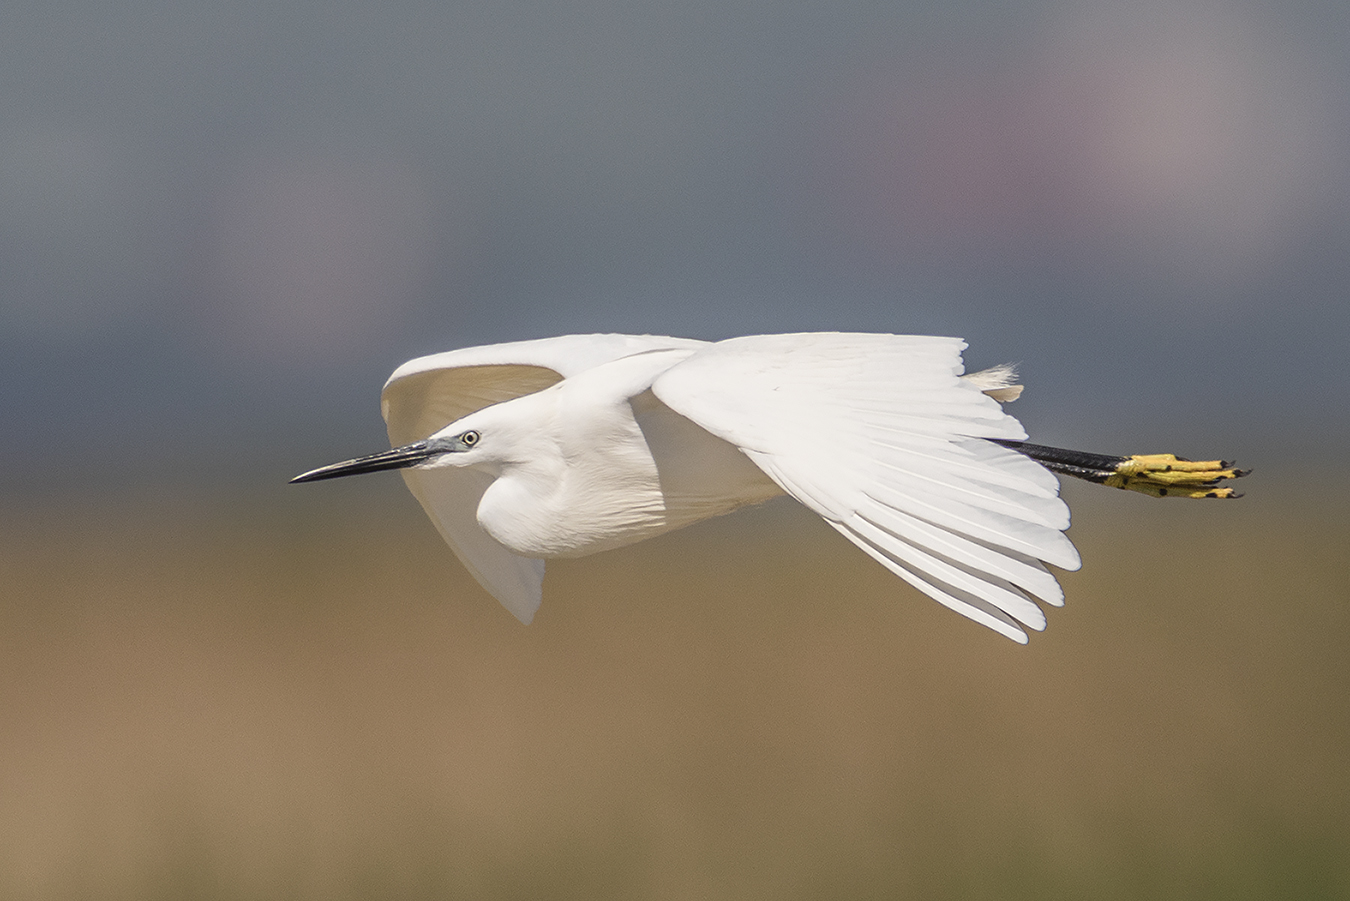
293, 333, 1245, 642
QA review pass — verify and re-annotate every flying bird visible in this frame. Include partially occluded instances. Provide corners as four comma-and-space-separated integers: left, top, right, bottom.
292, 333, 1245, 642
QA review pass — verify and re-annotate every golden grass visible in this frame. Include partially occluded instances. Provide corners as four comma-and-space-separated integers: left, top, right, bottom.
0, 482, 1346, 900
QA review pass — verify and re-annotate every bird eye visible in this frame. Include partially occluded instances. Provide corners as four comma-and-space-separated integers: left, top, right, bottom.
460, 429, 480, 447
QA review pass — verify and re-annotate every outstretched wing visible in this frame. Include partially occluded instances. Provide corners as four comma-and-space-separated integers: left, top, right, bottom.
382, 333, 708, 622
652, 333, 1081, 643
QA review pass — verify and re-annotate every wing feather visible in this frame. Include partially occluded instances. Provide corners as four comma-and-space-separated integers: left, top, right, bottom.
653, 332, 1080, 640
856, 493, 1065, 605
400, 468, 547, 623
830, 518, 1033, 642
846, 514, 1047, 628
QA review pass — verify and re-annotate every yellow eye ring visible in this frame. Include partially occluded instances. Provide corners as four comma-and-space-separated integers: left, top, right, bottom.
461, 430, 480, 447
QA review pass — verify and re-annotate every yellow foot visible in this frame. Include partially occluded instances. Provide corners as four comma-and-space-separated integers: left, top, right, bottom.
1104, 454, 1250, 498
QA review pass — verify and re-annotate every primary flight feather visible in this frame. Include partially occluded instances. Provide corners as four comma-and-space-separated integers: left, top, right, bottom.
293, 332, 1246, 643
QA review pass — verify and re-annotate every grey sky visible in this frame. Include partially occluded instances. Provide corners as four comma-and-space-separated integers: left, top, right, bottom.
1, 0, 1346, 494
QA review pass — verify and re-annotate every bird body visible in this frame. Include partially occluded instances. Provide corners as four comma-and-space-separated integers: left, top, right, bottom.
295, 332, 1245, 642
460, 346, 780, 558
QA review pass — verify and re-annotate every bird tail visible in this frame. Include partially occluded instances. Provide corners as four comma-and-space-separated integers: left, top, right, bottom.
991, 440, 1249, 499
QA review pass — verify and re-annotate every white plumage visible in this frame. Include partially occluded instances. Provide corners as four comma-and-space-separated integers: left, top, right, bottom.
296, 333, 1083, 643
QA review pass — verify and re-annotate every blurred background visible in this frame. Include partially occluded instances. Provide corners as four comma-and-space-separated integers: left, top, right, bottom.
1, 0, 1347, 897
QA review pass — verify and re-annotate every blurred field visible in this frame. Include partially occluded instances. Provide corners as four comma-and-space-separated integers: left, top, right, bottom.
1, 480, 1347, 901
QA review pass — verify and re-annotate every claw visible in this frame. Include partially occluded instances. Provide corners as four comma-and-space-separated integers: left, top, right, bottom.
1104, 454, 1249, 498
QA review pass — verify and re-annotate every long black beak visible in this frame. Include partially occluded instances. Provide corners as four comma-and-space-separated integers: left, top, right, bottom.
291, 441, 440, 483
